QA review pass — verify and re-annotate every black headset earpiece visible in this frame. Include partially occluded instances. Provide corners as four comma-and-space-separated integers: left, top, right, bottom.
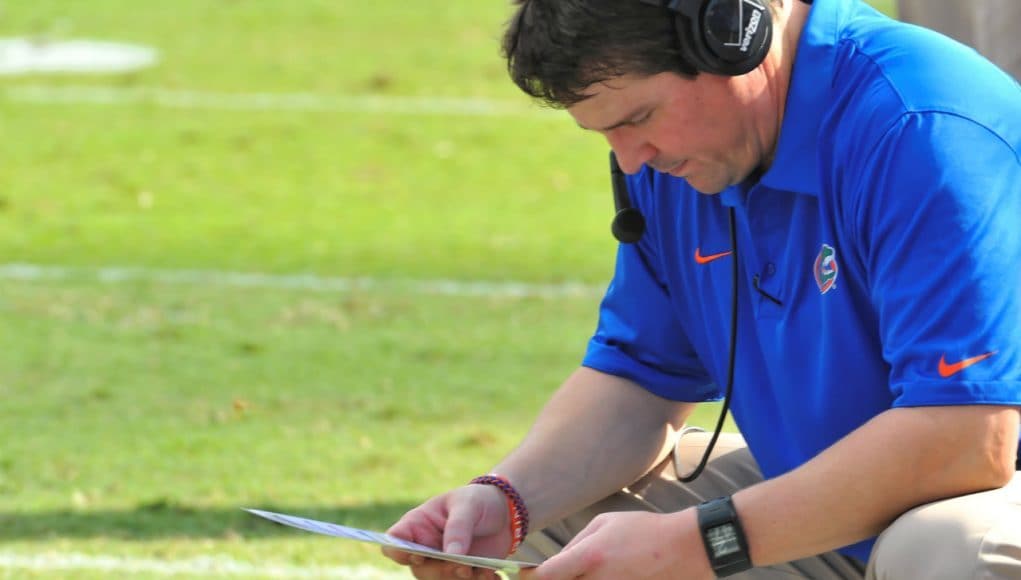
610, 151, 646, 244
637, 0, 773, 76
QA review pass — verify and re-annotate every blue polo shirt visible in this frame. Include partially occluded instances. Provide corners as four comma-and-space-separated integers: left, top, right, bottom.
581, 0, 1021, 561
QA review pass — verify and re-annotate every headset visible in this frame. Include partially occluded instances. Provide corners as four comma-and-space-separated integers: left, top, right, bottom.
608, 0, 794, 482
635, 0, 773, 76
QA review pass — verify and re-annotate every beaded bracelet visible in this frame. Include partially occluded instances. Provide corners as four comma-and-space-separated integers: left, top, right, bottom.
469, 474, 529, 556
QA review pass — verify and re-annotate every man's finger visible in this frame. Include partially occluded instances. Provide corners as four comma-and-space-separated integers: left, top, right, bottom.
384, 517, 443, 565
442, 498, 483, 554
518, 568, 539, 580
380, 546, 411, 565
531, 539, 597, 580
405, 558, 459, 580
560, 516, 603, 552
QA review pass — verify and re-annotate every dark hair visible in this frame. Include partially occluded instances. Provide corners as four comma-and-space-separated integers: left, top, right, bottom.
501, 0, 698, 108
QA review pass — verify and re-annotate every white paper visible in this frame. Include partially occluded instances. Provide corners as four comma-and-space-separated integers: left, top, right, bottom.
244, 508, 537, 573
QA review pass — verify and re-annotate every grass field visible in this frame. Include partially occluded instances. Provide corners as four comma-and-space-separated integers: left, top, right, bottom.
1, 1, 894, 577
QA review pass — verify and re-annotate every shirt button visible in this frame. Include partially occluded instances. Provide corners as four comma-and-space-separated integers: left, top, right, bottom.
765, 263, 777, 276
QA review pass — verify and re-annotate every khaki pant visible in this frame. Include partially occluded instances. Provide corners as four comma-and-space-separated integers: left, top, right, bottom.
516, 430, 1021, 579
897, 0, 1021, 80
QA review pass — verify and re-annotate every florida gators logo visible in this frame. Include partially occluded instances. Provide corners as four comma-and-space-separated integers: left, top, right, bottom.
813, 244, 838, 294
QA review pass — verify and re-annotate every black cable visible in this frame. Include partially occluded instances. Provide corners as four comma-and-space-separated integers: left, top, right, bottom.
680, 207, 739, 483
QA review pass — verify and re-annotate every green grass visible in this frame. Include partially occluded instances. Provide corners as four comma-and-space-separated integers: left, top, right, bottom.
0, 104, 614, 282
0, 1, 895, 576
0, 278, 582, 565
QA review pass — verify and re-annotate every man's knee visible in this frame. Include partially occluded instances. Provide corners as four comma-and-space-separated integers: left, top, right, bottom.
869, 502, 981, 579
868, 483, 1021, 579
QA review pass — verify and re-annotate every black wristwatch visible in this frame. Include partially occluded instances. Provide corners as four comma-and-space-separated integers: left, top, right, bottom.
696, 496, 752, 577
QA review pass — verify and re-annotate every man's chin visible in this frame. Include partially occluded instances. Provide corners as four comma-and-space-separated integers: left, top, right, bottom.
683, 176, 727, 195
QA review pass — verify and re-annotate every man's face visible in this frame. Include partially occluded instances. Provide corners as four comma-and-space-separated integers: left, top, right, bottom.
568, 71, 771, 194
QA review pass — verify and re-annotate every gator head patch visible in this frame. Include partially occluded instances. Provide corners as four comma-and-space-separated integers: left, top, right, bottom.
814, 244, 838, 294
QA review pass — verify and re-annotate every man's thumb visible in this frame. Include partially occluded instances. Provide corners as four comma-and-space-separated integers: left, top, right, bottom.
442, 500, 481, 555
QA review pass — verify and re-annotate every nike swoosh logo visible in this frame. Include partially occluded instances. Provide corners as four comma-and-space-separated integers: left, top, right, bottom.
938, 352, 996, 378
694, 248, 733, 265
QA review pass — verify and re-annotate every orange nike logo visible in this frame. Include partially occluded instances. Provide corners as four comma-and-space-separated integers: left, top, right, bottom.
694, 248, 733, 265
938, 352, 996, 378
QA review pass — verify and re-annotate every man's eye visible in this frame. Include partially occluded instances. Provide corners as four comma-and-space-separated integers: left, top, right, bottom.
631, 111, 652, 125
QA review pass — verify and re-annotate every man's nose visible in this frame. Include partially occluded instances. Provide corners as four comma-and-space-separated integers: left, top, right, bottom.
605, 130, 655, 174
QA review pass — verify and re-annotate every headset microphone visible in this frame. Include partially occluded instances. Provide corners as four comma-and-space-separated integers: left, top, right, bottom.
610, 151, 646, 244
605, 147, 738, 483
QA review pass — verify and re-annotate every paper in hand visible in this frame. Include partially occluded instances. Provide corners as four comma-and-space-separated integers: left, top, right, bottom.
244, 508, 538, 573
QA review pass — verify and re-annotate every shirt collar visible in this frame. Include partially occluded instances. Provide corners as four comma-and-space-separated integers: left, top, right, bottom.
758, 0, 845, 196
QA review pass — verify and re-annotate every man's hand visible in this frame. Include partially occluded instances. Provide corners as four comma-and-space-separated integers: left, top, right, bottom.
383, 368, 695, 578
520, 510, 713, 580
383, 484, 511, 579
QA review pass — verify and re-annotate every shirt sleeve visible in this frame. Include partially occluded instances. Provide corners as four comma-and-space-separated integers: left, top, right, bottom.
854, 112, 1021, 407
582, 172, 718, 402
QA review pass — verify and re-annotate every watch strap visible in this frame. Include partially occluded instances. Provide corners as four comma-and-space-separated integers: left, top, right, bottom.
696, 496, 752, 577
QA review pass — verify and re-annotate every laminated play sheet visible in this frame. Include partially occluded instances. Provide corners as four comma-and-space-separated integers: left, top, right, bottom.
245, 508, 537, 573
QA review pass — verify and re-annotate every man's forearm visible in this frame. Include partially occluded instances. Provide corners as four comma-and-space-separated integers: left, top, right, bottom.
733, 405, 1020, 566
494, 367, 695, 530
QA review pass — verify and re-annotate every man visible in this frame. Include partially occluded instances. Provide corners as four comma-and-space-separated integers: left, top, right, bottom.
384, 0, 1021, 578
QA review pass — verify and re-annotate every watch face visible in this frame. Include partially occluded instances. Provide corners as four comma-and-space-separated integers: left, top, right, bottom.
706, 523, 741, 557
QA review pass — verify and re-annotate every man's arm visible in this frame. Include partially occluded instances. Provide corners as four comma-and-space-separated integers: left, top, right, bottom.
736, 404, 1020, 566
525, 404, 1019, 580
384, 366, 695, 576
494, 366, 695, 531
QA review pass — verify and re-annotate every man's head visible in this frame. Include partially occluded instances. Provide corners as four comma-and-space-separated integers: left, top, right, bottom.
502, 0, 779, 109
502, 0, 799, 193
502, 0, 699, 108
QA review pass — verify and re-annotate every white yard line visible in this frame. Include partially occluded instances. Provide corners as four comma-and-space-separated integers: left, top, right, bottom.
0, 551, 410, 578
0, 263, 603, 299
2, 84, 558, 118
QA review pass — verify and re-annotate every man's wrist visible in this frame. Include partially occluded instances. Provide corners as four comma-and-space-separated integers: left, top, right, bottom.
696, 496, 752, 577
468, 474, 529, 555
